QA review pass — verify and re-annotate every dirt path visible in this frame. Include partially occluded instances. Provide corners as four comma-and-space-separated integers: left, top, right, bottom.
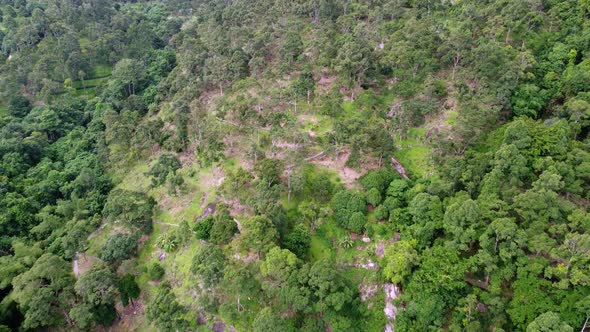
154, 220, 179, 227
87, 221, 108, 240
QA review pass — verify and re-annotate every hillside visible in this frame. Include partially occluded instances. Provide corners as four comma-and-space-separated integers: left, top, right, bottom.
0, 1, 590, 331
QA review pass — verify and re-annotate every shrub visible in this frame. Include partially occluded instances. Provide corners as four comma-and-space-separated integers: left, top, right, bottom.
194, 216, 214, 240
148, 262, 165, 281
100, 233, 137, 264
348, 212, 366, 234
366, 188, 382, 206
374, 205, 389, 221
209, 217, 238, 245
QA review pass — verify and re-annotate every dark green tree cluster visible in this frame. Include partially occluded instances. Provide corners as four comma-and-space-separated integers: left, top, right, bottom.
194, 206, 238, 245
380, 116, 590, 331
0, 1, 174, 330
1, 0, 590, 331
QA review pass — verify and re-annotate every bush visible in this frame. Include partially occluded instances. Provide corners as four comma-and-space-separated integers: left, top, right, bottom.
374, 205, 388, 221
100, 233, 137, 264
331, 190, 367, 231
146, 154, 182, 187
361, 168, 397, 194
194, 216, 214, 240
157, 232, 179, 252
348, 212, 366, 233
209, 217, 238, 244
8, 95, 31, 117
284, 224, 311, 258
148, 262, 165, 281
432, 79, 448, 98
366, 188, 382, 206
337, 235, 354, 248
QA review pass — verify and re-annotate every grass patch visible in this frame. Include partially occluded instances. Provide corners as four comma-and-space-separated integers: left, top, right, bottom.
309, 218, 345, 261
445, 109, 459, 126
79, 37, 90, 49
309, 235, 332, 261
474, 125, 506, 154
300, 113, 333, 136
92, 64, 113, 78
71, 63, 112, 97
72, 76, 110, 89
115, 162, 151, 191
394, 127, 433, 178
85, 223, 113, 257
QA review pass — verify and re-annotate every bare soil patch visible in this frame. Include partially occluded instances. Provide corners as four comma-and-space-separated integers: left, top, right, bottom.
104, 299, 146, 332
312, 150, 380, 188
157, 191, 194, 217
200, 165, 224, 192
317, 69, 337, 95
75, 253, 100, 277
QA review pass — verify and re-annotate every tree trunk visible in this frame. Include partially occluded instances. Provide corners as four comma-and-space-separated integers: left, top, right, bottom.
287, 170, 292, 203
505, 27, 511, 44
452, 55, 460, 81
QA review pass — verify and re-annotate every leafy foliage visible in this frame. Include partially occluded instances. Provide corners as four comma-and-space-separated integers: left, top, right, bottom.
146, 284, 188, 332
100, 233, 137, 265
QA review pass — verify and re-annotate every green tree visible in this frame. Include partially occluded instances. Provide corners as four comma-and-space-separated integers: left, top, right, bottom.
74, 265, 117, 306
111, 58, 146, 96
331, 190, 367, 232
526, 312, 573, 332
255, 158, 284, 189
146, 284, 188, 332
103, 189, 155, 233
284, 224, 312, 258
408, 193, 443, 248
194, 216, 214, 240
260, 247, 300, 286
209, 215, 238, 245
239, 215, 279, 257
305, 259, 354, 313
191, 245, 225, 287
280, 30, 303, 67
443, 198, 481, 250
374, 205, 389, 220
366, 187, 382, 206
348, 211, 366, 234
511, 84, 545, 118
252, 307, 289, 332
334, 33, 371, 87
100, 233, 137, 265
12, 254, 74, 330
383, 240, 419, 284
8, 95, 32, 117
145, 154, 181, 187
118, 274, 140, 307
69, 304, 95, 331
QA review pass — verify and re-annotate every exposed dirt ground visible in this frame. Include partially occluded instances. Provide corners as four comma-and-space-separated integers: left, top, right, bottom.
312, 150, 380, 188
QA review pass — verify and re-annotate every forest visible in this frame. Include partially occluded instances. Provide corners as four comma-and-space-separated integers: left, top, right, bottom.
0, 0, 589, 331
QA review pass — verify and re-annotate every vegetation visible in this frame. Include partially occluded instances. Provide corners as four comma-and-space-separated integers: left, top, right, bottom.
0, 0, 589, 331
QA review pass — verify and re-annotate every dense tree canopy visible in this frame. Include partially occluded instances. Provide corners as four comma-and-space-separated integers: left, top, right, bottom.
1, 0, 590, 331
